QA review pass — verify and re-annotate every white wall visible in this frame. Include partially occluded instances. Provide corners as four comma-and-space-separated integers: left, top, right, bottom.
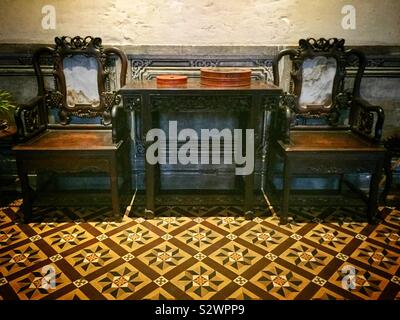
0, 0, 399, 46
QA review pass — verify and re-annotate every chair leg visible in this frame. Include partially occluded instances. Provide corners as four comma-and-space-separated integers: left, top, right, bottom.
266, 150, 275, 192
110, 156, 120, 219
244, 167, 255, 220
145, 159, 155, 219
380, 152, 392, 204
124, 143, 132, 193
368, 160, 384, 223
16, 160, 32, 223
281, 156, 291, 225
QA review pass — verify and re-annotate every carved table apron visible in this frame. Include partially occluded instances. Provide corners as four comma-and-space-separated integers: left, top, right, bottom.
119, 79, 282, 217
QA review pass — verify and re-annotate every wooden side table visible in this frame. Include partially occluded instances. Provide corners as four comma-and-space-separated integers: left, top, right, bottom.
381, 135, 400, 203
119, 79, 282, 218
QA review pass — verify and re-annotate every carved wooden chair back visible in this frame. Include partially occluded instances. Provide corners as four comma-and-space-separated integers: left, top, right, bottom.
273, 38, 366, 126
16, 36, 127, 140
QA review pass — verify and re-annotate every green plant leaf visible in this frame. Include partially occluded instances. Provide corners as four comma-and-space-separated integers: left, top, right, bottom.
0, 90, 16, 114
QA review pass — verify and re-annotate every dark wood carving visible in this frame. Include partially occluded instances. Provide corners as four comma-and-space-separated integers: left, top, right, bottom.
273, 38, 349, 122
13, 36, 131, 222
150, 95, 251, 113
33, 36, 127, 126
270, 38, 386, 225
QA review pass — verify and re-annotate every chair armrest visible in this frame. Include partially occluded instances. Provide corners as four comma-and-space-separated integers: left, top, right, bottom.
350, 97, 384, 143
14, 95, 47, 141
111, 103, 128, 143
276, 93, 296, 144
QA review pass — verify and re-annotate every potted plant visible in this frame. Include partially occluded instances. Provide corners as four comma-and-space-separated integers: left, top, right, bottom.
0, 90, 16, 131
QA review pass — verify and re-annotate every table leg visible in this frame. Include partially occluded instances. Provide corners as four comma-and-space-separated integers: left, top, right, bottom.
381, 151, 392, 203
281, 156, 291, 225
143, 94, 155, 219
16, 159, 32, 222
110, 155, 121, 219
123, 141, 132, 192
244, 173, 254, 220
368, 158, 384, 223
244, 94, 259, 220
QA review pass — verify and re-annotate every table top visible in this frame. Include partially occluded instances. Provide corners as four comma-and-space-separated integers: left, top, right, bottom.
120, 78, 281, 93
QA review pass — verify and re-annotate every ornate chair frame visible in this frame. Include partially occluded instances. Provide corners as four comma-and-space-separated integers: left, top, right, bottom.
13, 36, 130, 221
270, 38, 386, 224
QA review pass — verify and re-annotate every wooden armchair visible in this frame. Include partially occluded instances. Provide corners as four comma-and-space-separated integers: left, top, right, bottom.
270, 38, 386, 224
13, 36, 130, 221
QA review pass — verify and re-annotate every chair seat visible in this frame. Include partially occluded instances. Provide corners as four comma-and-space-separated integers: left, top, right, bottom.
279, 130, 385, 152
13, 129, 120, 152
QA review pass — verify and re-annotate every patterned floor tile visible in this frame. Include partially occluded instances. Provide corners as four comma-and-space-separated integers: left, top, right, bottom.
91, 263, 151, 300
312, 287, 346, 300
175, 225, 224, 251
0, 224, 26, 248
228, 287, 261, 300
268, 214, 306, 233
208, 216, 248, 233
350, 241, 400, 274
384, 209, 400, 225
324, 209, 367, 234
241, 224, 288, 252
8, 265, 71, 300
64, 242, 119, 276
328, 262, 390, 300
0, 208, 16, 227
209, 242, 262, 274
0, 242, 48, 277
369, 224, 400, 249
138, 242, 192, 274
150, 216, 191, 233
90, 219, 124, 233
57, 289, 89, 300
250, 262, 309, 300
170, 262, 230, 299
142, 287, 176, 300
304, 225, 353, 251
0, 203, 399, 300
42, 225, 93, 253
280, 242, 334, 275
109, 224, 158, 252
29, 221, 62, 234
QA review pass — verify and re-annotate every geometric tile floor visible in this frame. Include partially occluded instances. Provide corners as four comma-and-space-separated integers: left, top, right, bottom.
0, 199, 399, 300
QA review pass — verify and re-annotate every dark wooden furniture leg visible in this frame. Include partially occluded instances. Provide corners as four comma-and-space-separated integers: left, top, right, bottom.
381, 151, 392, 203
110, 155, 120, 219
281, 155, 291, 225
143, 94, 155, 219
145, 160, 155, 218
244, 173, 254, 220
16, 159, 32, 222
244, 95, 259, 220
123, 142, 132, 192
368, 159, 384, 223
